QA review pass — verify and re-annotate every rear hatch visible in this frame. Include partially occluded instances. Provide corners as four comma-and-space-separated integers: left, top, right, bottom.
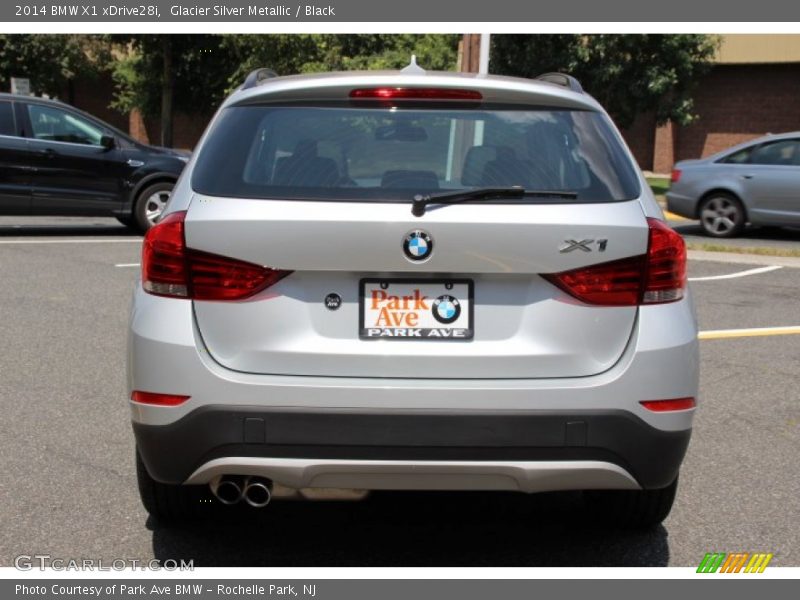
184, 77, 647, 379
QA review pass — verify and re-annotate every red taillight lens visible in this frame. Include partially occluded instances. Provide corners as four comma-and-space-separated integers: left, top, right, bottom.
131, 390, 191, 406
544, 255, 646, 306
187, 249, 291, 301
642, 218, 686, 304
670, 169, 682, 183
349, 87, 483, 101
543, 218, 686, 306
142, 211, 189, 297
141, 211, 291, 301
640, 397, 696, 412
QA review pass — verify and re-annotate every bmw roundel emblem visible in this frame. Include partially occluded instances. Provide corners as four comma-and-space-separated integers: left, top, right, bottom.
432, 295, 461, 324
402, 230, 433, 262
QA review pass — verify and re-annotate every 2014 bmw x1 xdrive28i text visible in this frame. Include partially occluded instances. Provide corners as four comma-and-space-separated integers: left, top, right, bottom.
129, 64, 698, 528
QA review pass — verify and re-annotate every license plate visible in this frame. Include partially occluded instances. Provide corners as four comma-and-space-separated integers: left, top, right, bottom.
359, 279, 473, 340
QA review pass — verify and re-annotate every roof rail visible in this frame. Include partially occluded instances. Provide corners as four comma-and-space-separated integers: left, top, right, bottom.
242, 68, 279, 90
535, 72, 583, 93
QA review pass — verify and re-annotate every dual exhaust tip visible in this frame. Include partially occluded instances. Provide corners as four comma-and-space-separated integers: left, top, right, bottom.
210, 475, 272, 507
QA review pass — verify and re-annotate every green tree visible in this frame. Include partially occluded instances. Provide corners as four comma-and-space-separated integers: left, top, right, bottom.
220, 34, 459, 93
108, 34, 460, 147
0, 34, 104, 97
490, 34, 719, 128
109, 34, 229, 146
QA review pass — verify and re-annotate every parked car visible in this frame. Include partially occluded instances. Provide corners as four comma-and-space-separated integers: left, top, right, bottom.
0, 93, 189, 231
667, 132, 800, 237
129, 65, 697, 529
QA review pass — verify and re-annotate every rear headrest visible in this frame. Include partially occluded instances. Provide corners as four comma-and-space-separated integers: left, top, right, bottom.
461, 146, 497, 186
293, 139, 318, 158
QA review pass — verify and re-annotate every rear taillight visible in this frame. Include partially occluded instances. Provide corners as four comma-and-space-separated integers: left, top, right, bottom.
131, 390, 190, 406
642, 218, 687, 304
349, 88, 483, 101
640, 397, 696, 412
141, 212, 189, 297
543, 218, 686, 307
670, 169, 682, 183
142, 211, 291, 301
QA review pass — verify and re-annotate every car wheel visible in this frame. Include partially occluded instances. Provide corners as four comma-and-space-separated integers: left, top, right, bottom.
134, 182, 174, 232
136, 450, 210, 523
699, 193, 746, 238
583, 475, 678, 530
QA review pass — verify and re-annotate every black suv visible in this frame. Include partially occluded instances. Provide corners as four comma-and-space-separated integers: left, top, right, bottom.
0, 93, 189, 231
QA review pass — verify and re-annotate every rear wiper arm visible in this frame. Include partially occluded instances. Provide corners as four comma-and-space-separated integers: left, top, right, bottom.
411, 186, 578, 217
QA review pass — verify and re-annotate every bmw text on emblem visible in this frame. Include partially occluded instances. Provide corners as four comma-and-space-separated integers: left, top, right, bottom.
402, 230, 433, 262
432, 295, 461, 324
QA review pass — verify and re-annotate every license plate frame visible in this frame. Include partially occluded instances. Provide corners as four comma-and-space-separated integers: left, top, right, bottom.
359, 278, 474, 341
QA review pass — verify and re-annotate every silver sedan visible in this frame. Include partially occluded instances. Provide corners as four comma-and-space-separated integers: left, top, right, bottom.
667, 132, 800, 237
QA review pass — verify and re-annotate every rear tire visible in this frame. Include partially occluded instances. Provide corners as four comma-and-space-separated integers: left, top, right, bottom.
584, 475, 678, 530
698, 193, 746, 238
136, 450, 208, 524
133, 181, 174, 232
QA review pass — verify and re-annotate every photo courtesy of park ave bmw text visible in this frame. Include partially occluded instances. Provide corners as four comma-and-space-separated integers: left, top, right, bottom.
0, 0, 799, 595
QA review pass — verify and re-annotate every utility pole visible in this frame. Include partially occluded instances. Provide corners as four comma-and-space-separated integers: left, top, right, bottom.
160, 35, 174, 148
450, 34, 492, 182
459, 33, 491, 74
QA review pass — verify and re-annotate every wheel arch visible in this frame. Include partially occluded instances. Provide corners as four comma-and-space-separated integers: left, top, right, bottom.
120, 172, 179, 217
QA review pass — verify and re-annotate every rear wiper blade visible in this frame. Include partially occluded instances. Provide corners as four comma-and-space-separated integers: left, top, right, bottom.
411, 186, 578, 217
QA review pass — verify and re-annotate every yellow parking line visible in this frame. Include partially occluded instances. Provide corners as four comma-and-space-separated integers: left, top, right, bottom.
664, 210, 690, 221
699, 326, 800, 340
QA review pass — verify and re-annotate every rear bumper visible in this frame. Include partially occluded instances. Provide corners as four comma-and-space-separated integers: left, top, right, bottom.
665, 191, 698, 219
128, 286, 699, 492
134, 407, 690, 490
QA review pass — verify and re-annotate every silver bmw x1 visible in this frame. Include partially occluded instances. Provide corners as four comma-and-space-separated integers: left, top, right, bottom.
128, 64, 698, 528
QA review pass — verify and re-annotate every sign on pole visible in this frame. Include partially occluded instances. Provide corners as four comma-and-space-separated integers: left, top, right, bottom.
10, 77, 31, 95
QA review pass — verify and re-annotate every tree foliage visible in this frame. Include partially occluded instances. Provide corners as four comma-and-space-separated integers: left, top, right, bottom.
110, 34, 460, 118
2, 34, 717, 144
0, 34, 106, 97
490, 34, 719, 128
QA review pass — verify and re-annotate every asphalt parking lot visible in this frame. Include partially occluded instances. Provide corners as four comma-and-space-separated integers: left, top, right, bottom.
1, 216, 798, 568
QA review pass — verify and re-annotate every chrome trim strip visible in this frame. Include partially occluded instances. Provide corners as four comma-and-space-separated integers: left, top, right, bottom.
185, 457, 640, 492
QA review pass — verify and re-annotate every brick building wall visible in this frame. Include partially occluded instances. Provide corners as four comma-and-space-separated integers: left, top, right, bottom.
64, 72, 210, 151
622, 63, 800, 173
61, 73, 128, 133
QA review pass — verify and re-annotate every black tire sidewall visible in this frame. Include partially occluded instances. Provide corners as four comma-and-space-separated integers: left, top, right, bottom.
134, 182, 175, 232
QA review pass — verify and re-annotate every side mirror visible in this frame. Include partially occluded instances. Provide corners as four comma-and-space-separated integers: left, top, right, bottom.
100, 135, 116, 150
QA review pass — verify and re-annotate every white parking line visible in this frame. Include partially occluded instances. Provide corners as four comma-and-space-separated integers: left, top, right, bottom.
689, 265, 783, 282
699, 326, 800, 340
0, 239, 141, 245
115, 263, 141, 268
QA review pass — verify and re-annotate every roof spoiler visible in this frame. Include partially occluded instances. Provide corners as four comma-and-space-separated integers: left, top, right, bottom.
241, 68, 279, 90
535, 72, 583, 93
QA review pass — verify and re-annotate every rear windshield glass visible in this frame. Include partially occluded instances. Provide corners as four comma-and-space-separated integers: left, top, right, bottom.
191, 104, 640, 202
